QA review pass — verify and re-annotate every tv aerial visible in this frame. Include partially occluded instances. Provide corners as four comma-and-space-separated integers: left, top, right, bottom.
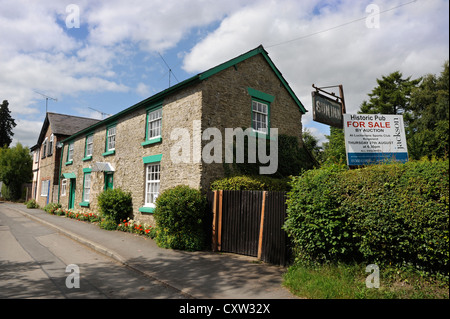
88, 107, 111, 120
158, 52, 179, 88
35, 91, 57, 113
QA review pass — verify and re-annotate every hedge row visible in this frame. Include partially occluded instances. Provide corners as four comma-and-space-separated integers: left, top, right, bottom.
210, 175, 290, 191
284, 160, 449, 279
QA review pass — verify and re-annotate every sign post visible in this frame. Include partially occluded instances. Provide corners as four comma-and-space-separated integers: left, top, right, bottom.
311, 84, 346, 128
344, 114, 408, 166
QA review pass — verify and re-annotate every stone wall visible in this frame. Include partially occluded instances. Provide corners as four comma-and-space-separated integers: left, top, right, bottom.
199, 54, 304, 190
59, 83, 204, 225
36, 123, 60, 208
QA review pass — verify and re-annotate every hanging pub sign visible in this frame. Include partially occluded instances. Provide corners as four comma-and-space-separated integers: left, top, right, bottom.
311, 91, 343, 128
344, 113, 409, 166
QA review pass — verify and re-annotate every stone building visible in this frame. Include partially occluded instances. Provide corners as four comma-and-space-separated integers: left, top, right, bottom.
30, 112, 100, 207
58, 45, 308, 224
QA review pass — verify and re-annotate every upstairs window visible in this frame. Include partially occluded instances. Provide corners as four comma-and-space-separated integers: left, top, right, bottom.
85, 135, 93, 157
147, 108, 162, 140
48, 134, 54, 156
252, 101, 268, 134
42, 138, 48, 158
107, 125, 116, 151
67, 142, 74, 162
247, 87, 274, 137
142, 104, 163, 147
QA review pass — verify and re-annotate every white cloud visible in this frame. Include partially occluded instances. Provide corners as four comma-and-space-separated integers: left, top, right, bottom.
1, 0, 448, 148
84, 0, 246, 52
135, 82, 151, 96
0, 0, 248, 120
304, 126, 327, 147
0, 0, 81, 54
182, 0, 449, 141
12, 119, 43, 148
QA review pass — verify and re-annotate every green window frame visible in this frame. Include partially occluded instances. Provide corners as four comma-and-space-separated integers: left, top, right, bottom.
247, 88, 274, 138
80, 168, 92, 207
83, 134, 94, 161
102, 123, 116, 157
139, 154, 162, 214
142, 103, 163, 146
65, 142, 74, 165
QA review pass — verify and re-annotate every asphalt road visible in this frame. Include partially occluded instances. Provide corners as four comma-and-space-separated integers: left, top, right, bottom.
0, 204, 187, 299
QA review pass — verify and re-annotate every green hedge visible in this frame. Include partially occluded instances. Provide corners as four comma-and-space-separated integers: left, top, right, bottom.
43, 202, 61, 214
154, 185, 207, 251
97, 188, 133, 224
284, 160, 449, 279
210, 175, 290, 191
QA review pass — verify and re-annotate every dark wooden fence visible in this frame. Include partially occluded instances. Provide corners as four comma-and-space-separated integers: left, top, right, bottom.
208, 190, 290, 266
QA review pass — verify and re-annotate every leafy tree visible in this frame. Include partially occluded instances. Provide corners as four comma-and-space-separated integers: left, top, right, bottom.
407, 61, 449, 159
321, 127, 346, 165
359, 71, 421, 115
302, 128, 323, 164
0, 143, 32, 200
0, 100, 17, 148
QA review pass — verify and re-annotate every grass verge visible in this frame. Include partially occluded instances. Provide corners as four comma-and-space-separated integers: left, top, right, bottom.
283, 262, 449, 299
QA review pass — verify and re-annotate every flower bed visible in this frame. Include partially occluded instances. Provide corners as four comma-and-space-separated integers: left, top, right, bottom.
44, 206, 156, 239
64, 209, 100, 223
117, 217, 156, 238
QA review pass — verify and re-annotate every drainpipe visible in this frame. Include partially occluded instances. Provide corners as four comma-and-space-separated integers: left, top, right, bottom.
57, 141, 64, 204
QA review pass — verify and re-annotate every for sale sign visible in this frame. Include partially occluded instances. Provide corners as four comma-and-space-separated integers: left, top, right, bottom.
344, 114, 408, 166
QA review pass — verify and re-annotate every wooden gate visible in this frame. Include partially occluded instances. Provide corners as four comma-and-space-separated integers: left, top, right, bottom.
209, 190, 290, 266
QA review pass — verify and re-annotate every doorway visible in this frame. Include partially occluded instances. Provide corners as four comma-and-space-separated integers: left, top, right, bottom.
68, 179, 76, 209
104, 172, 113, 191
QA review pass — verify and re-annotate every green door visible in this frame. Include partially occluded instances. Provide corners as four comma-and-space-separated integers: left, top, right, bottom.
68, 179, 76, 209
105, 173, 113, 190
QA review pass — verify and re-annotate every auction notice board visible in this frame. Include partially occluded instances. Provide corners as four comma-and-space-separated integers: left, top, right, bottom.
344, 114, 408, 166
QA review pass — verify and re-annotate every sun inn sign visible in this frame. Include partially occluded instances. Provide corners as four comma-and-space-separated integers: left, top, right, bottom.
311, 85, 345, 128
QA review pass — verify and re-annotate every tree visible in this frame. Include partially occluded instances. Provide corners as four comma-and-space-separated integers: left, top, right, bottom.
0, 100, 17, 148
0, 143, 32, 200
321, 127, 346, 165
407, 61, 449, 159
302, 128, 323, 164
359, 71, 421, 115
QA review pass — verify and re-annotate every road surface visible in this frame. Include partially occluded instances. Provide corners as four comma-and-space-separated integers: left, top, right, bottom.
0, 203, 187, 299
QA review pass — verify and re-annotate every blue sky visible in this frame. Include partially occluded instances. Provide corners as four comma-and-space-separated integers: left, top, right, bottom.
1, 0, 448, 148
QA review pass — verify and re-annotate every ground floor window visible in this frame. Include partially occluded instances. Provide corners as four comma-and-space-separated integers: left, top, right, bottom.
145, 163, 160, 207
61, 179, 67, 196
83, 173, 91, 202
41, 180, 50, 196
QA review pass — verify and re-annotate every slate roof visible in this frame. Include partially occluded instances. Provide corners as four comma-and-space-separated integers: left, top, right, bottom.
47, 112, 101, 136
35, 112, 101, 146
